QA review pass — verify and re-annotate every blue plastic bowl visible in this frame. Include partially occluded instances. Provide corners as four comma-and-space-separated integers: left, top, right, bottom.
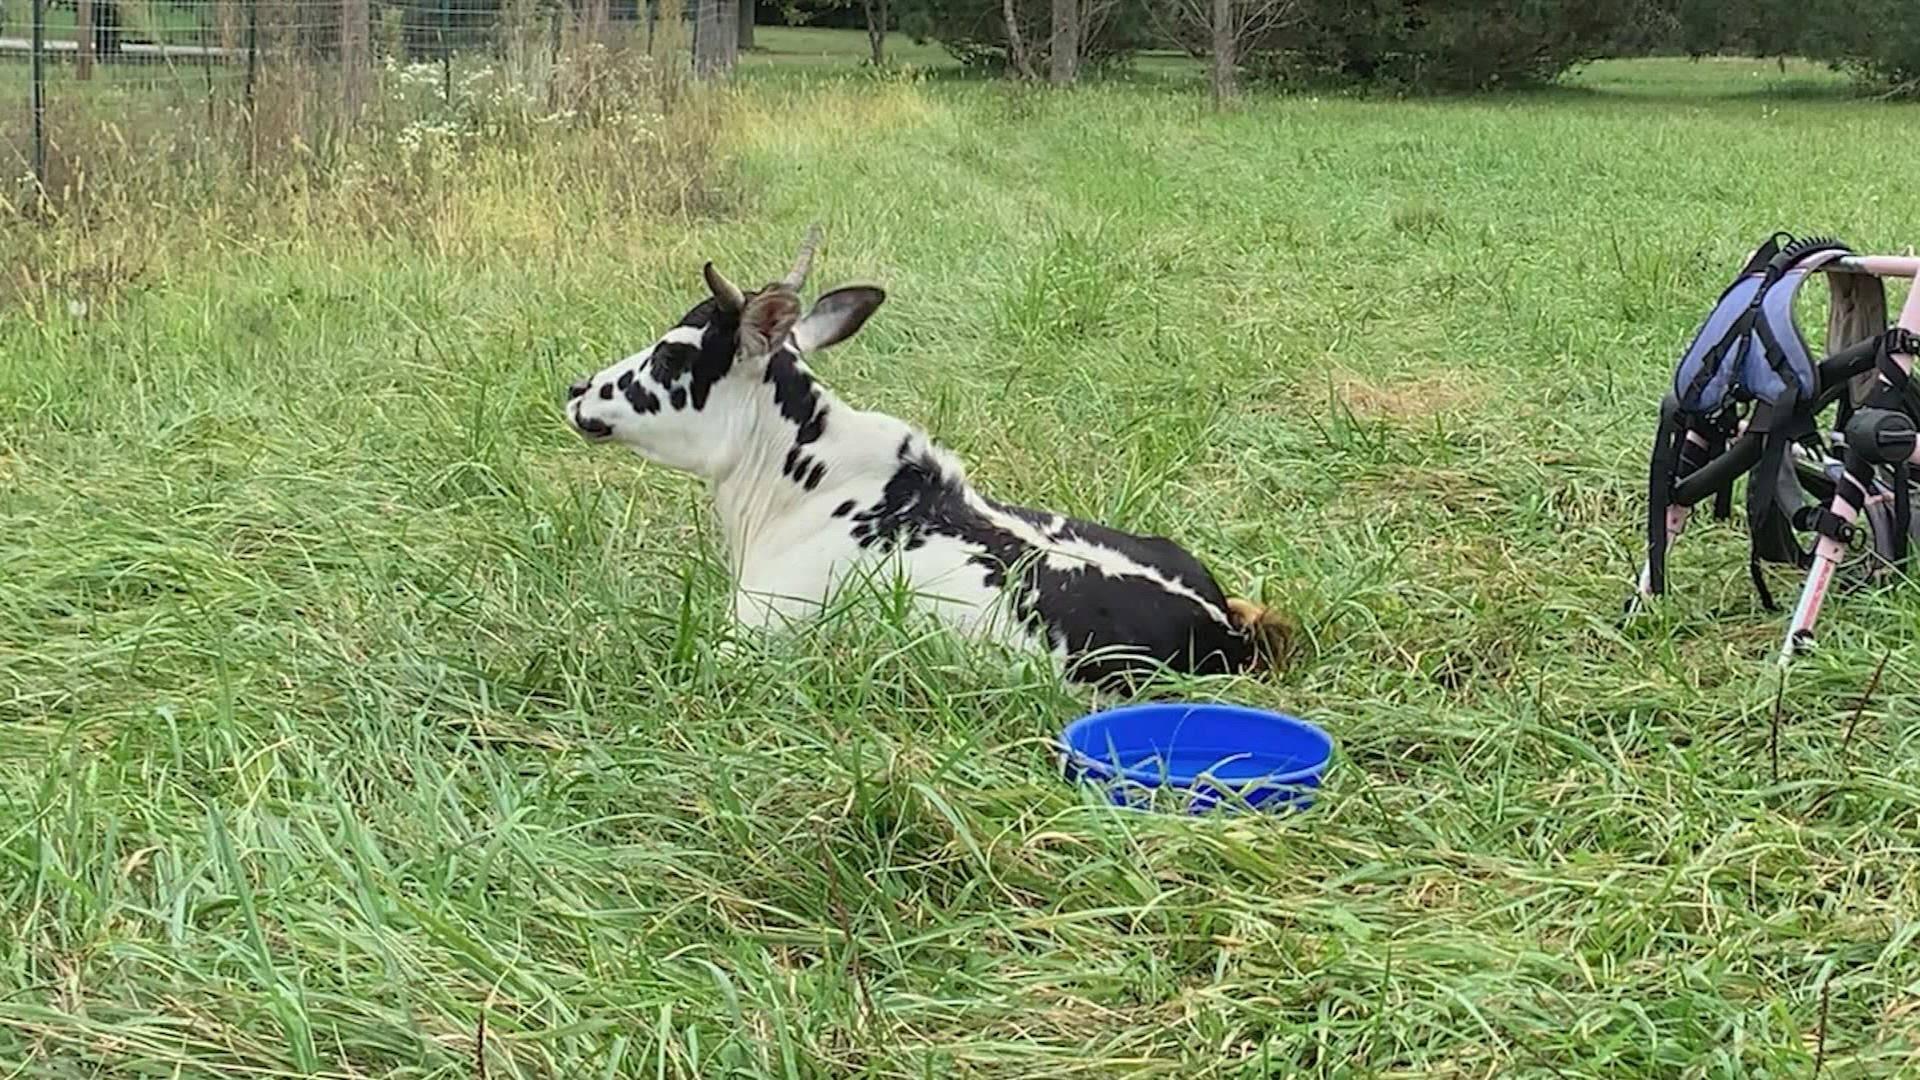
1059, 702, 1333, 815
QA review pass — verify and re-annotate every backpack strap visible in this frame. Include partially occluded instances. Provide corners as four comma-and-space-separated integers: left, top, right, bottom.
1744, 392, 1806, 611
1645, 397, 1684, 596
1707, 409, 1737, 521
1748, 238, 1852, 406
1864, 327, 1920, 414
1897, 461, 1912, 570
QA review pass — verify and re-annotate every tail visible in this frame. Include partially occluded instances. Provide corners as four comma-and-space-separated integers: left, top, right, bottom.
1225, 597, 1301, 672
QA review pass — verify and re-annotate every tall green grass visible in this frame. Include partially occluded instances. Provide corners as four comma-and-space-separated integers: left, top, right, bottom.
2, 46, 1918, 1076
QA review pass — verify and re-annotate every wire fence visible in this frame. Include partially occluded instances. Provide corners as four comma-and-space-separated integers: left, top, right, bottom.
5, 0, 719, 199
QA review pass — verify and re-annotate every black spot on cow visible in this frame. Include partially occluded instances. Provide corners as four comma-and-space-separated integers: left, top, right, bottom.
598, 383, 614, 400
625, 381, 660, 414
783, 446, 803, 478
690, 314, 739, 409
617, 371, 634, 391
832, 500, 856, 518
804, 461, 827, 491
649, 343, 698, 384
796, 407, 827, 446
766, 350, 828, 446
670, 387, 687, 410
845, 449, 1257, 690
651, 299, 740, 412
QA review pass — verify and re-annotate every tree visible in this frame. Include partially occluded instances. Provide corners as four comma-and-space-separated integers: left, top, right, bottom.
862, 0, 889, 65
739, 0, 755, 51
694, 0, 740, 74
1050, 0, 1078, 83
1153, 0, 1298, 103
1004, 0, 1037, 78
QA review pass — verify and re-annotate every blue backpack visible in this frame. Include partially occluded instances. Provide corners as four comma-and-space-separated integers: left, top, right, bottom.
1671, 233, 1851, 417
1647, 233, 1878, 609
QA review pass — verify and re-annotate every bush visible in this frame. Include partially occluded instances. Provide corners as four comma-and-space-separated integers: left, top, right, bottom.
893, 0, 1152, 72
1638, 0, 1920, 96
1791, 0, 1920, 95
1248, 0, 1646, 93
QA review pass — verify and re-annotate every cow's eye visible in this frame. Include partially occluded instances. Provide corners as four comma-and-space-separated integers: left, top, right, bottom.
650, 342, 699, 382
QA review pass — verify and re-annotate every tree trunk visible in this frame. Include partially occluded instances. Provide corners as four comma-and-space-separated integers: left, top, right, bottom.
738, 0, 753, 53
1002, 0, 1034, 80
693, 0, 738, 76
1049, 0, 1078, 84
76, 0, 94, 79
1210, 0, 1236, 105
863, 0, 886, 66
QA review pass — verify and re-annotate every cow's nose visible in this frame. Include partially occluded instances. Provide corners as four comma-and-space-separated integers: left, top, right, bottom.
566, 377, 592, 401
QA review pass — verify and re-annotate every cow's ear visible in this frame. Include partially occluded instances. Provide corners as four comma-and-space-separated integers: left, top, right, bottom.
740, 289, 803, 357
793, 286, 886, 353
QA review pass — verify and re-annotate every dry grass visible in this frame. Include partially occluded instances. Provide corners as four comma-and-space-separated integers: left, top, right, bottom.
2, 3, 729, 302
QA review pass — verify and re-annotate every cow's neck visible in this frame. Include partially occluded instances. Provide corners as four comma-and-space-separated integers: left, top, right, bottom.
709, 368, 914, 579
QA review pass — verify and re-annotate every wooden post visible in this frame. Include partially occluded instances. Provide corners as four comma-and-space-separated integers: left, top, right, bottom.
245, 0, 258, 113
441, 0, 452, 104
77, 0, 96, 80
342, 0, 368, 119
30, 0, 46, 193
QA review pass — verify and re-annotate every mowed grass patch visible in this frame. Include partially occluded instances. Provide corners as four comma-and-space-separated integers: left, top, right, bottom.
2, 50, 1919, 1076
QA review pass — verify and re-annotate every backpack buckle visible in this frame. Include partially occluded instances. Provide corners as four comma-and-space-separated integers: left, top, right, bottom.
1884, 327, 1920, 357
1810, 509, 1856, 544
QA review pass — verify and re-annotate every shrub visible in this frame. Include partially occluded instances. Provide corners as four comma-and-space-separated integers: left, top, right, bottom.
1791, 0, 1920, 95
1247, 0, 1646, 93
893, 0, 1152, 73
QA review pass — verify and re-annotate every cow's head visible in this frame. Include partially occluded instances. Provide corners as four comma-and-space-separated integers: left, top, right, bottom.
565, 226, 885, 478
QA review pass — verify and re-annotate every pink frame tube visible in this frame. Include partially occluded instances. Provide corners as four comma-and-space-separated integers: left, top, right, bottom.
1833, 256, 1920, 278
1778, 266, 1920, 665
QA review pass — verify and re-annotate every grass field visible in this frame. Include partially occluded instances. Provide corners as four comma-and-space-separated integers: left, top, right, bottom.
3, 34, 1920, 1077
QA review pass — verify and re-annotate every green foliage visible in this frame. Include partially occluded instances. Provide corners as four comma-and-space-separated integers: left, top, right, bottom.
1646, 0, 1920, 95
773, 0, 870, 30
1776, 0, 1920, 94
894, 0, 1152, 72
1247, 0, 1647, 92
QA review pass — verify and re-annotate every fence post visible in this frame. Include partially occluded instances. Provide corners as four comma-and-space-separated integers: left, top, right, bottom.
77, 0, 95, 80
245, 0, 259, 111
245, 0, 258, 174
440, 0, 451, 105
342, 0, 368, 120
30, 0, 46, 193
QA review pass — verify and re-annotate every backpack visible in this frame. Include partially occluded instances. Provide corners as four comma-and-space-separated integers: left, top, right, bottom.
1643, 232, 1917, 614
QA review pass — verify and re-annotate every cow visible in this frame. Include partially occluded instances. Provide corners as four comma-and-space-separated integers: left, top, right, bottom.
564, 226, 1296, 688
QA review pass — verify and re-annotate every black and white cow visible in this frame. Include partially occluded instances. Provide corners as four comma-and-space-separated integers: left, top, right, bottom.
565, 227, 1295, 688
